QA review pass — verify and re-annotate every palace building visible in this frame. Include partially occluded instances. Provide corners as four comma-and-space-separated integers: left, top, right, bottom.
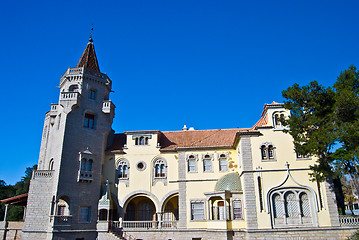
6, 37, 358, 240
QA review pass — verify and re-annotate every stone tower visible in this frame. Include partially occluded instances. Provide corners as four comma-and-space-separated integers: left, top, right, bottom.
23, 36, 115, 240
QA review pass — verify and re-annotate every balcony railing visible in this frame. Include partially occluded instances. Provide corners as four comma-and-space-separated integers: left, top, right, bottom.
51, 215, 72, 226
102, 100, 115, 114
122, 220, 178, 229
32, 170, 54, 179
339, 215, 359, 226
60, 92, 80, 101
78, 170, 93, 182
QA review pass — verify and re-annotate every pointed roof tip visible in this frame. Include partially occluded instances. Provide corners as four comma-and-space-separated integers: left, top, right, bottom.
76, 38, 100, 73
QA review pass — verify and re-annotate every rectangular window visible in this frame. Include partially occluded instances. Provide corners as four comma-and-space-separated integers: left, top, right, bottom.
79, 206, 91, 223
88, 89, 96, 100
191, 202, 205, 220
233, 200, 242, 219
203, 159, 211, 172
188, 160, 196, 172
84, 113, 95, 129
219, 159, 227, 171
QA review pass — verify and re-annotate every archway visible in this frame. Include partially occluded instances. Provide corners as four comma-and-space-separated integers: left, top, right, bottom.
124, 195, 156, 221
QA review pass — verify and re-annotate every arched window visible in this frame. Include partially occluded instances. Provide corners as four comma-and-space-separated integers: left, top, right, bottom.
273, 193, 284, 218
300, 192, 311, 217
261, 145, 267, 160
154, 158, 167, 178
139, 137, 145, 145
218, 153, 228, 172
187, 155, 197, 173
202, 154, 213, 172
69, 84, 79, 92
260, 143, 276, 161
271, 189, 313, 227
81, 158, 86, 171
268, 145, 274, 159
285, 191, 298, 217
117, 159, 129, 179
49, 159, 54, 170
57, 196, 70, 216
86, 159, 93, 171
273, 112, 286, 129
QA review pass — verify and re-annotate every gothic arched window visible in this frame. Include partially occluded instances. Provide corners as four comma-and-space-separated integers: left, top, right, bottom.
117, 159, 129, 179
260, 143, 276, 161
154, 158, 167, 178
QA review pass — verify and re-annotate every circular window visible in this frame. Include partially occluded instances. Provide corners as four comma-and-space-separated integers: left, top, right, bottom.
136, 161, 146, 171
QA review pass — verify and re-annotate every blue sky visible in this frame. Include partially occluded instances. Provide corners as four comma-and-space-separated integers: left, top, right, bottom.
1, 0, 358, 185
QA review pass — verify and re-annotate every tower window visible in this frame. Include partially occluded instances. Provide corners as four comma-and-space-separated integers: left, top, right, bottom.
88, 89, 97, 100
84, 113, 95, 129
134, 135, 151, 145
79, 206, 91, 223
118, 159, 129, 178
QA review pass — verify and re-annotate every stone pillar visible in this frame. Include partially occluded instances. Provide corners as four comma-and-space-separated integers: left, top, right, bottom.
3, 204, 8, 222
157, 212, 162, 228
178, 151, 187, 228
240, 136, 258, 229
325, 180, 340, 227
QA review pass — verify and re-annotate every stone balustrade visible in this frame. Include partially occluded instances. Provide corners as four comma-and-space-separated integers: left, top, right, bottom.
339, 215, 359, 226
60, 92, 80, 101
32, 170, 54, 179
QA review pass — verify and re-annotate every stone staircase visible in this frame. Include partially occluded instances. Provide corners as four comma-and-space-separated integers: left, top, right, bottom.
109, 221, 136, 240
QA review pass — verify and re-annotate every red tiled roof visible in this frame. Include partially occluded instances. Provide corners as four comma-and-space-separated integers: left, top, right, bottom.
251, 114, 269, 129
159, 129, 246, 150
0, 193, 28, 206
106, 133, 126, 152
106, 128, 256, 152
77, 42, 100, 72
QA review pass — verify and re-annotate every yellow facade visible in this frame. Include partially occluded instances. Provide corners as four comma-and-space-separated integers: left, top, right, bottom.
100, 101, 340, 236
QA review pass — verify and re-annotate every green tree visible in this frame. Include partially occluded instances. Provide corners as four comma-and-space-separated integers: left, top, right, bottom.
282, 66, 359, 190
0, 165, 37, 221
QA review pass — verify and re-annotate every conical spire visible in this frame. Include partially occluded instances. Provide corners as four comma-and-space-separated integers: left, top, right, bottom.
76, 36, 100, 73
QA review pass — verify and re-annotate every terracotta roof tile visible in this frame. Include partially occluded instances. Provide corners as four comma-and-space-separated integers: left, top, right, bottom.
77, 42, 100, 72
106, 133, 126, 152
159, 128, 249, 150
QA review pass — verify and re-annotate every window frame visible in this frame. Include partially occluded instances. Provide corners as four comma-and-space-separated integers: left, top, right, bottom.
190, 200, 205, 221
202, 154, 213, 172
79, 206, 92, 223
218, 153, 229, 172
260, 142, 276, 161
84, 113, 96, 129
187, 154, 198, 173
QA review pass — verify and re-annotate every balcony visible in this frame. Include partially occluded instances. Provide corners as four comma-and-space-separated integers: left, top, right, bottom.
32, 170, 54, 179
78, 170, 93, 182
60, 92, 80, 101
102, 100, 115, 114
51, 215, 72, 226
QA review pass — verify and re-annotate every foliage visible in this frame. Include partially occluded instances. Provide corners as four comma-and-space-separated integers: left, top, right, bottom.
0, 165, 37, 221
348, 230, 359, 240
282, 66, 359, 189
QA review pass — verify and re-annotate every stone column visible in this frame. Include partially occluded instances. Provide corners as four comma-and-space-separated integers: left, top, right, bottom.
3, 204, 8, 222
325, 180, 340, 227
178, 151, 187, 228
240, 136, 258, 229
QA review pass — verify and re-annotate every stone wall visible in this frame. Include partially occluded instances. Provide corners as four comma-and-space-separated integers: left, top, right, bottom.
103, 227, 359, 240
0, 221, 24, 240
